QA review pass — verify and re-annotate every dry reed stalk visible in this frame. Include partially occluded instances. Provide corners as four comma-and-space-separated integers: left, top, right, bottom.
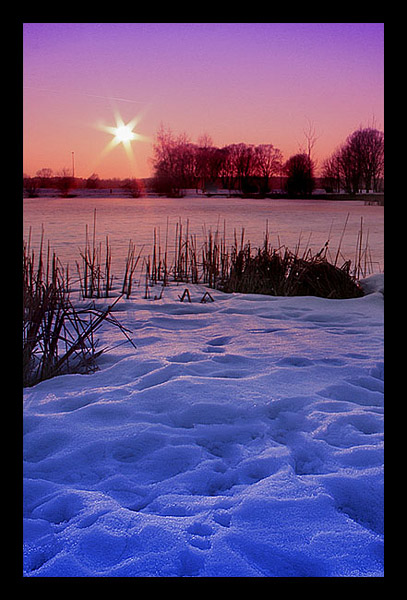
189, 233, 199, 283
152, 227, 158, 284
334, 212, 350, 267
163, 217, 169, 286
23, 233, 135, 386
143, 256, 151, 299
77, 211, 114, 298
122, 240, 143, 298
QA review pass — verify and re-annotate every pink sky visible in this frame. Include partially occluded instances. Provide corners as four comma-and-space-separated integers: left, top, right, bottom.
23, 23, 384, 180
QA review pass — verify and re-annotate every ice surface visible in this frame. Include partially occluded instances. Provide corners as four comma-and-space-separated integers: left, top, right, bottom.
23, 275, 384, 577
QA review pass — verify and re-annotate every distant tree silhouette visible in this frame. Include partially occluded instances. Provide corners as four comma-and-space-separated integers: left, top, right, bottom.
195, 135, 225, 192
121, 178, 144, 197
85, 173, 100, 189
254, 144, 283, 193
23, 176, 40, 197
284, 153, 315, 197
152, 124, 196, 196
55, 169, 75, 197
152, 125, 284, 196
227, 143, 257, 193
35, 168, 53, 188
322, 127, 384, 193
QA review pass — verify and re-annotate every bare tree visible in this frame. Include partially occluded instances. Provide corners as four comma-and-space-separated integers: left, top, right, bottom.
55, 168, 75, 197
35, 168, 53, 188
347, 127, 384, 192
323, 127, 384, 194
303, 119, 319, 163
152, 125, 196, 196
121, 178, 144, 197
254, 144, 283, 193
227, 143, 256, 193
195, 134, 218, 191
23, 176, 40, 197
218, 146, 235, 192
85, 173, 100, 189
301, 119, 321, 186
321, 153, 341, 193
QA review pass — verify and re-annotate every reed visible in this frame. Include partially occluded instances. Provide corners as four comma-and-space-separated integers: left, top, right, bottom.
76, 210, 113, 298
23, 233, 135, 387
23, 215, 374, 385
139, 216, 366, 299
220, 239, 364, 299
143, 255, 151, 299
27, 213, 375, 313
121, 240, 143, 298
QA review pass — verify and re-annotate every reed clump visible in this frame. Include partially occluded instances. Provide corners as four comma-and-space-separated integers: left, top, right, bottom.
163, 219, 365, 299
220, 243, 364, 298
23, 230, 135, 387
76, 209, 113, 299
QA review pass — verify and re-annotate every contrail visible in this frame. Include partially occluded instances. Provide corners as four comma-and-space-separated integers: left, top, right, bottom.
24, 86, 146, 104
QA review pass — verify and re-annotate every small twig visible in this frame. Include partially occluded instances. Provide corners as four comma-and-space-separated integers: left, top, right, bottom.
179, 288, 191, 302
200, 291, 214, 303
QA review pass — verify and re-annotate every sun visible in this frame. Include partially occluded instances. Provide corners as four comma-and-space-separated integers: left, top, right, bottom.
96, 110, 149, 172
114, 124, 136, 143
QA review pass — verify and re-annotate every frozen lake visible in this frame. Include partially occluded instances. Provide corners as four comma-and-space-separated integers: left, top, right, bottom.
23, 195, 384, 279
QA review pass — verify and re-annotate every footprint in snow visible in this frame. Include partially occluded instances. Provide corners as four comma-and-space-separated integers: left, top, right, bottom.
204, 336, 232, 354
187, 522, 213, 550
276, 357, 314, 367
207, 336, 232, 347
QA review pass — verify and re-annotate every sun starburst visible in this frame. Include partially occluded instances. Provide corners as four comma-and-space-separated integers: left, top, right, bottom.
96, 110, 149, 170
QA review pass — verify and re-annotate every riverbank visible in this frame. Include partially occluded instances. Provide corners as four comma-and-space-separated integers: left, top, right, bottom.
24, 188, 384, 204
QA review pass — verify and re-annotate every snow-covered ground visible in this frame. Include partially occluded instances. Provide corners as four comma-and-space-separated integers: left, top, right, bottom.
23, 275, 384, 577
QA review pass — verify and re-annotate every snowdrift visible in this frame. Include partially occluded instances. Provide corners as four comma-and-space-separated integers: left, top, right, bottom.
23, 275, 384, 577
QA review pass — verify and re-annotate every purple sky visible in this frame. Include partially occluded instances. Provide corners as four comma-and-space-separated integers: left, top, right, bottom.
23, 23, 384, 179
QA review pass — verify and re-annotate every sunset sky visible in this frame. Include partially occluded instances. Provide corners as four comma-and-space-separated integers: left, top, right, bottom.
23, 23, 384, 180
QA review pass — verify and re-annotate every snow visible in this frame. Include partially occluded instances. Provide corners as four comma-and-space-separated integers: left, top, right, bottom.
23, 274, 384, 577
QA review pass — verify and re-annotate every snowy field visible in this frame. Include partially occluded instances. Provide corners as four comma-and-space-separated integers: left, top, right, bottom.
23, 274, 384, 577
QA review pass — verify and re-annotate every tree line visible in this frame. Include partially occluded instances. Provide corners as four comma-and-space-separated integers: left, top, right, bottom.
152, 124, 384, 197
152, 126, 286, 197
22, 169, 145, 198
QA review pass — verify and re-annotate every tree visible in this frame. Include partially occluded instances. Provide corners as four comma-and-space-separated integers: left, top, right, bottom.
195, 134, 224, 191
322, 127, 384, 193
254, 144, 283, 193
121, 178, 144, 197
85, 173, 100, 189
218, 146, 235, 192
23, 176, 40, 197
346, 127, 384, 192
321, 153, 341, 193
284, 153, 315, 197
55, 169, 75, 197
152, 125, 196, 196
35, 168, 53, 187
302, 119, 319, 169
226, 143, 257, 193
